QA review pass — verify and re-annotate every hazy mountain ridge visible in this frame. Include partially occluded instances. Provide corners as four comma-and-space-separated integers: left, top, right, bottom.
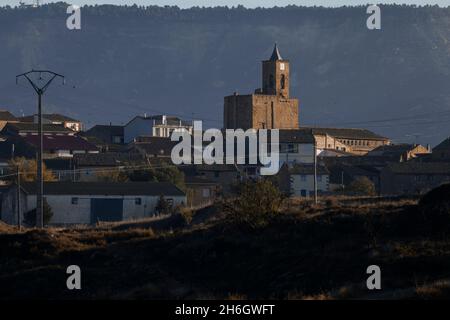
0, 4, 449, 145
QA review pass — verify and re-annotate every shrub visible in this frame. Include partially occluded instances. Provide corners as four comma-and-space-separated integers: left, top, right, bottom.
155, 194, 171, 215
419, 183, 450, 224
325, 197, 339, 207
179, 207, 194, 224
24, 198, 54, 226
223, 179, 285, 228
347, 177, 376, 196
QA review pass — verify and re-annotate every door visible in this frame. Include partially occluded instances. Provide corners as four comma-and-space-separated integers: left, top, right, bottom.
90, 198, 123, 224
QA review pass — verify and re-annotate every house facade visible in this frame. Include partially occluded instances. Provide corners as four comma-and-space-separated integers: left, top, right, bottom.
278, 163, 330, 197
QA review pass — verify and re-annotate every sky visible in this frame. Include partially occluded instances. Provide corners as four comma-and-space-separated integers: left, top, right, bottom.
1, 0, 449, 7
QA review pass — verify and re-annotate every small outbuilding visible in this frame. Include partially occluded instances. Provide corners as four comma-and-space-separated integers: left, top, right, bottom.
0, 181, 186, 226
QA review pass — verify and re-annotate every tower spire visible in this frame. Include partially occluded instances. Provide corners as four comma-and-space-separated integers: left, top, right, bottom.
269, 43, 282, 61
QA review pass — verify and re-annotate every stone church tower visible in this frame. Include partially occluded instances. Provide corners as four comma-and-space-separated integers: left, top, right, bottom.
224, 44, 299, 130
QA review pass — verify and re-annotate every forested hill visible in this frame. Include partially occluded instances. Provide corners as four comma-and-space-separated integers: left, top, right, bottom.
0, 3, 449, 145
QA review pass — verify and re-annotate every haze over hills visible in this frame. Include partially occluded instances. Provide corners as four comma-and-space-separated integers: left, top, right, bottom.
0, 4, 449, 145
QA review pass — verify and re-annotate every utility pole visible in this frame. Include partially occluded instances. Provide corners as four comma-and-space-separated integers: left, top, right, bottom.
16, 166, 21, 230
313, 139, 318, 205
16, 70, 64, 228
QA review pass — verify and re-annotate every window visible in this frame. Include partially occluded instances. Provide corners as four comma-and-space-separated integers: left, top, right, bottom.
281, 74, 286, 89
214, 171, 220, 178
112, 136, 122, 144
301, 175, 307, 182
318, 175, 322, 182
135, 198, 142, 205
71, 197, 78, 205
202, 188, 210, 198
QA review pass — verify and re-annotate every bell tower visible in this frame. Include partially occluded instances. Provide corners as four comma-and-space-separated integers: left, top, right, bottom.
262, 43, 290, 98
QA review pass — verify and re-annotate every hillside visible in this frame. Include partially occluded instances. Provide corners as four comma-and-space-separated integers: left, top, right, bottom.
0, 4, 449, 145
2, 197, 450, 299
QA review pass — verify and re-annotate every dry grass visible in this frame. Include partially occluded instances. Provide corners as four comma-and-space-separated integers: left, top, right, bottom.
1, 197, 449, 299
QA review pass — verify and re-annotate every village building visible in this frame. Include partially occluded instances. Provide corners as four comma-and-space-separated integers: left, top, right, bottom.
380, 162, 450, 195
43, 158, 74, 181
72, 152, 145, 181
180, 164, 241, 195
0, 181, 186, 226
327, 163, 381, 193
367, 143, 430, 161
19, 113, 82, 132
0, 110, 19, 131
126, 136, 177, 158
278, 129, 315, 165
81, 124, 125, 152
307, 127, 390, 155
184, 176, 219, 208
277, 163, 330, 197
0, 123, 98, 159
124, 115, 193, 143
224, 44, 299, 130
431, 137, 450, 161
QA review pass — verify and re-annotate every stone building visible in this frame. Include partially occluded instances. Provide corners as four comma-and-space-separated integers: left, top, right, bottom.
224, 44, 299, 130
306, 127, 390, 155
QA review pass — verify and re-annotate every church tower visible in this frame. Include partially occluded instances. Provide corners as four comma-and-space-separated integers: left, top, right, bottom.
224, 44, 299, 130
262, 44, 290, 98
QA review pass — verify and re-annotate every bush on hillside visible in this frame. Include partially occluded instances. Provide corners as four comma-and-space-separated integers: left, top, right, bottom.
347, 177, 376, 196
223, 179, 285, 229
419, 184, 450, 221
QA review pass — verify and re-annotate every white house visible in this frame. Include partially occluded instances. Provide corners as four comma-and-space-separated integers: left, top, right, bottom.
124, 115, 193, 143
0, 182, 186, 226
289, 164, 330, 197
278, 163, 330, 197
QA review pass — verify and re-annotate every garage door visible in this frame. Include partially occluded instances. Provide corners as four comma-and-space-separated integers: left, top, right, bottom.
90, 198, 123, 224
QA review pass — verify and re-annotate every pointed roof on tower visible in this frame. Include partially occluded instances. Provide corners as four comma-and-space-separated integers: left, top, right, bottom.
269, 43, 282, 61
